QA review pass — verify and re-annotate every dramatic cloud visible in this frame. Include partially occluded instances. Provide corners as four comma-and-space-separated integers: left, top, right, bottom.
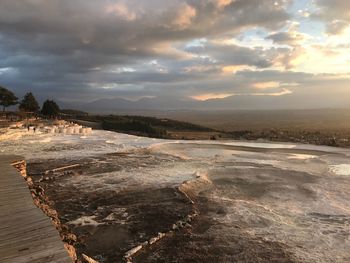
266, 23, 308, 46
0, 0, 349, 109
313, 0, 350, 35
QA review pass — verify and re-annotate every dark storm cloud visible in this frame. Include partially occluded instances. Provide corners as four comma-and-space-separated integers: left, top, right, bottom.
0, 0, 294, 101
1, 0, 348, 109
186, 43, 273, 68
0, 0, 291, 58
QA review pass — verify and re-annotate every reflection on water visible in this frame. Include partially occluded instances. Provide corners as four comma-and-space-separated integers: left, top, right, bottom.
287, 154, 317, 160
330, 164, 350, 176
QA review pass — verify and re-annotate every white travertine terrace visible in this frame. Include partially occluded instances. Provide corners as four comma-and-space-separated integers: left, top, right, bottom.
1, 130, 350, 262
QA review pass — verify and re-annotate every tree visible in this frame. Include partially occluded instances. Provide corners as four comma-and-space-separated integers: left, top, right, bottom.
41, 100, 60, 118
0, 86, 18, 111
19, 92, 40, 112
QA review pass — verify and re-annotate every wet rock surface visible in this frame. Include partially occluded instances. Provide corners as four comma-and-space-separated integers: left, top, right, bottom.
2, 131, 350, 262
27, 152, 196, 262
134, 196, 297, 263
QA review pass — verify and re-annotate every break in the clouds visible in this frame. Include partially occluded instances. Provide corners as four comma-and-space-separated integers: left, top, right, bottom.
0, 0, 349, 109
313, 0, 350, 35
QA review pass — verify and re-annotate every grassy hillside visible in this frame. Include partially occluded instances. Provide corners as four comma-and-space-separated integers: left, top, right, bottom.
74, 114, 214, 138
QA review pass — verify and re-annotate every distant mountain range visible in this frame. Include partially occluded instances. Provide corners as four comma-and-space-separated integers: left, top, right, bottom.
59, 93, 349, 113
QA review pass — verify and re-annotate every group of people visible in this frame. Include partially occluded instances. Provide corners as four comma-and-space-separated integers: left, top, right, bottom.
26, 125, 36, 133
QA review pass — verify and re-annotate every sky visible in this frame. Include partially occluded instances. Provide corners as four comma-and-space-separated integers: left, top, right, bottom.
0, 0, 350, 109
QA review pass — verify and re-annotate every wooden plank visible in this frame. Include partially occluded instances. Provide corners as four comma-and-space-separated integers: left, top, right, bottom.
0, 155, 72, 263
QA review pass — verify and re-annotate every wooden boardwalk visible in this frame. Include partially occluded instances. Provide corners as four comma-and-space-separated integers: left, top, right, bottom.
0, 155, 71, 263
